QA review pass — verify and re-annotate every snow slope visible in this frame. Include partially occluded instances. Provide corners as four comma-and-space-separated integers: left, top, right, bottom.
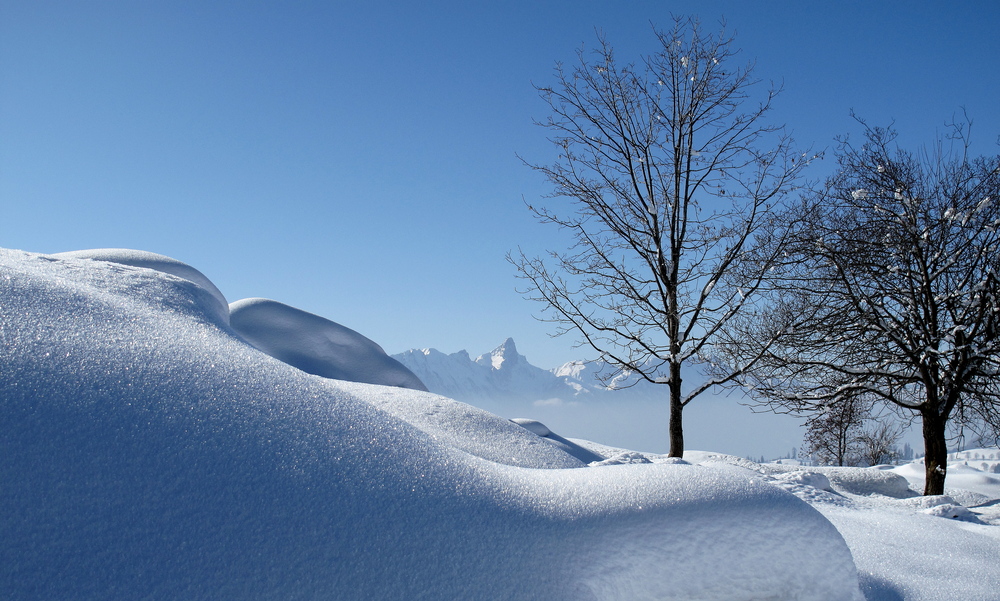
769, 462, 1000, 601
0, 248, 861, 601
229, 297, 427, 391
52, 248, 231, 324
689, 453, 1000, 601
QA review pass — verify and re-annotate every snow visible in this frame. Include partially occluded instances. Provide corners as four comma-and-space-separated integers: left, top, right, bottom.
892, 453, 1000, 500
592, 449, 1000, 601
394, 338, 569, 401
229, 297, 427, 391
508, 417, 606, 464
52, 248, 231, 324
482, 336, 517, 370
755, 461, 1000, 601
3, 247, 1000, 599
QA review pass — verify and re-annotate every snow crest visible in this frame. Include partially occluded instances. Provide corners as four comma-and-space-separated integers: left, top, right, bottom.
0, 248, 862, 601
229, 297, 427, 391
52, 248, 230, 324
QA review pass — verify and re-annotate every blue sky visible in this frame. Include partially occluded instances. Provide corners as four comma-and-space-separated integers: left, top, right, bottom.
3, 1, 999, 369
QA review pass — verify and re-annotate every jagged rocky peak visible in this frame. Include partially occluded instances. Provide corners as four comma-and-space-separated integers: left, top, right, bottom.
476, 337, 521, 370
392, 338, 667, 403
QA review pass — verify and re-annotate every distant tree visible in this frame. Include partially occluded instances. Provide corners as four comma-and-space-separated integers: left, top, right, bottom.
510, 17, 806, 456
900, 442, 915, 462
718, 116, 1000, 494
855, 421, 903, 466
803, 394, 868, 466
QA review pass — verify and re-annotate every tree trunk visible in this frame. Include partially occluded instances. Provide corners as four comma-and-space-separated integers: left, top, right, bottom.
668, 362, 684, 457
836, 431, 847, 466
921, 411, 948, 496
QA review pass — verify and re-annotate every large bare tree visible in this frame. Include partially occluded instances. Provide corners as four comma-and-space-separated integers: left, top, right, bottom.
719, 118, 1000, 494
510, 17, 805, 456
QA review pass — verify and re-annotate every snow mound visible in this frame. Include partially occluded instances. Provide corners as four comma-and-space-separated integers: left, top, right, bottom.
684, 450, 767, 475
894, 492, 997, 520
652, 456, 690, 465
509, 418, 605, 464
898, 494, 960, 510
511, 417, 552, 436
893, 457, 1000, 501
52, 248, 230, 324
343, 386, 584, 469
773, 471, 834, 492
900, 496, 983, 522
768, 464, 915, 498
0, 248, 863, 601
824, 468, 915, 498
920, 503, 982, 522
589, 451, 653, 467
229, 297, 428, 391
768, 471, 854, 507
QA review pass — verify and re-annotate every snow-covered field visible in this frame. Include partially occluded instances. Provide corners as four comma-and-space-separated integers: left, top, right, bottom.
2, 248, 998, 600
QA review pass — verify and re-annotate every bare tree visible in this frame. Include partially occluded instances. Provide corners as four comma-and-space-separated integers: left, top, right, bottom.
719, 117, 1000, 494
855, 421, 904, 466
510, 17, 805, 456
803, 394, 868, 466
803, 394, 905, 466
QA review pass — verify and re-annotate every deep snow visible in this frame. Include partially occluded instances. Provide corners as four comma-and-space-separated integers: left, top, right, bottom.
2, 248, 998, 600
229, 296, 427, 391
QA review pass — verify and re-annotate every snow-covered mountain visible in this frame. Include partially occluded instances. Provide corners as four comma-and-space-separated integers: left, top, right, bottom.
393, 337, 636, 402
393, 338, 659, 403
552, 358, 653, 392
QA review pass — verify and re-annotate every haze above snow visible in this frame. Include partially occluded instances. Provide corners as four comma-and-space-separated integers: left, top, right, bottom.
2, 247, 999, 600
394, 338, 809, 459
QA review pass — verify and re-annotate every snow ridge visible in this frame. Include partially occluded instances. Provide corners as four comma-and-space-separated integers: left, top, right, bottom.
229, 297, 427, 391
1, 248, 864, 601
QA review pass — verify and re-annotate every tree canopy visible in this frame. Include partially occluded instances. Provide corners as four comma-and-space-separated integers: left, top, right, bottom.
512, 17, 805, 456
718, 118, 1000, 494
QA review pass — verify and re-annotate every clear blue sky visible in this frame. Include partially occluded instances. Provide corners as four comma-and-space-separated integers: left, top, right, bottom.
3, 0, 999, 369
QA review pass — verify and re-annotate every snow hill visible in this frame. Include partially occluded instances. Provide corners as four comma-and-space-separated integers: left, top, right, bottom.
3, 247, 999, 600
229, 297, 427, 391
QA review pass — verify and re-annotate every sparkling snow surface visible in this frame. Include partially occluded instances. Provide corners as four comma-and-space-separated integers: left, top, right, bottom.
718, 456, 1000, 601
0, 249, 861, 601
52, 248, 231, 324
8, 249, 1000, 600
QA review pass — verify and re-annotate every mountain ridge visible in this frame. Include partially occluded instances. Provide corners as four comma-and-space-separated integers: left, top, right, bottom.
392, 338, 655, 403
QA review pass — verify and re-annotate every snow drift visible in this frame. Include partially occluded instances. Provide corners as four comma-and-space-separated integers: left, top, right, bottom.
0, 248, 862, 600
229, 297, 427, 391
52, 248, 231, 324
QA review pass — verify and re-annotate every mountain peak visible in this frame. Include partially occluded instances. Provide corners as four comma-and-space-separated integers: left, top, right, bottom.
392, 338, 650, 402
484, 337, 519, 370
496, 337, 518, 355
